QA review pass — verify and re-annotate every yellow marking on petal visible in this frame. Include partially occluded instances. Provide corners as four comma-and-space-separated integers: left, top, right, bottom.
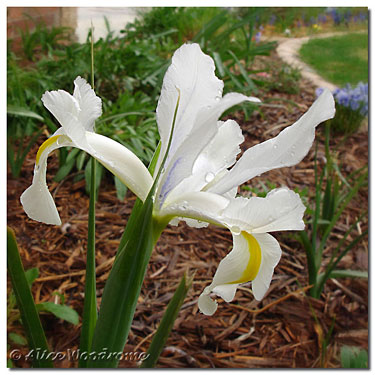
36, 135, 62, 165
231, 232, 262, 284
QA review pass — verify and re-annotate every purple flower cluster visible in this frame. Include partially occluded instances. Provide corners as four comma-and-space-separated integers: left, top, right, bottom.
316, 82, 368, 117
268, 14, 276, 26
326, 8, 368, 26
329, 8, 342, 25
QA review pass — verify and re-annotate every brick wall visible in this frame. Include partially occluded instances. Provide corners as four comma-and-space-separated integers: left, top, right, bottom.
7, 7, 77, 51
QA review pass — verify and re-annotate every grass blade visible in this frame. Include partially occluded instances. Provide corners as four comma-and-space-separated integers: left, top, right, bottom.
7, 227, 53, 368
7, 105, 44, 121
319, 170, 367, 257
228, 50, 257, 92
324, 269, 368, 279
140, 272, 194, 368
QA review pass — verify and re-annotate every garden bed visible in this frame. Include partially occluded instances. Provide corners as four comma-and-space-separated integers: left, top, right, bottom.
7, 49, 368, 367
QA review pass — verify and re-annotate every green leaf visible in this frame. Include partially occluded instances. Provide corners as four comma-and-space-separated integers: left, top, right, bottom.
192, 11, 228, 44
341, 346, 368, 368
7, 227, 53, 368
76, 151, 87, 171
88, 194, 156, 368
79, 31, 98, 367
52, 291, 65, 305
54, 157, 75, 182
79, 156, 98, 368
114, 175, 128, 201
212, 52, 226, 77
8, 332, 27, 346
321, 269, 368, 280
141, 272, 194, 368
147, 141, 161, 177
320, 170, 367, 255
25, 267, 39, 287
36, 302, 79, 325
88, 88, 179, 367
7, 105, 44, 121
228, 50, 257, 92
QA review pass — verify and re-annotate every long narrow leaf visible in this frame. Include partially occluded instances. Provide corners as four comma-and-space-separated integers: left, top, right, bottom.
140, 272, 194, 368
315, 229, 368, 297
88, 87, 181, 368
7, 228, 53, 368
88, 194, 156, 368
319, 171, 367, 257
192, 11, 228, 44
315, 211, 367, 293
79, 28, 98, 367
228, 50, 257, 92
7, 105, 44, 121
324, 269, 368, 279
298, 230, 317, 286
78, 157, 98, 367
312, 148, 325, 262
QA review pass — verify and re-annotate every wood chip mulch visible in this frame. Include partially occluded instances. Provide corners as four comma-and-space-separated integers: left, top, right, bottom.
7, 57, 368, 368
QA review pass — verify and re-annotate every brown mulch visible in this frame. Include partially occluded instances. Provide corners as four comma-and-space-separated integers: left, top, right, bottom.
7, 57, 368, 368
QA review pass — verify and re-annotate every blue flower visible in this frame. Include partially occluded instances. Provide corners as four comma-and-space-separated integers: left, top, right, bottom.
350, 99, 360, 111
316, 82, 367, 117
335, 90, 350, 107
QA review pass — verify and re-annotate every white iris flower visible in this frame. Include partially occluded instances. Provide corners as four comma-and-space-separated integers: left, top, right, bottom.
21, 43, 335, 315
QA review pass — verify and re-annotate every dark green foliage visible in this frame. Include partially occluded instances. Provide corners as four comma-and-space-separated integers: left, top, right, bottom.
8, 8, 276, 195
340, 346, 368, 368
297, 124, 368, 298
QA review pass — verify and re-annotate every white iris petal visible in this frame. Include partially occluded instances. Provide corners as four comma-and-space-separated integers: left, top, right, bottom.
21, 77, 153, 225
208, 89, 335, 196
198, 188, 306, 315
21, 44, 335, 318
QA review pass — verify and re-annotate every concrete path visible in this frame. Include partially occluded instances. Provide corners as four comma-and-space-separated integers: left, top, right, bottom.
273, 31, 368, 132
74, 7, 147, 43
274, 31, 366, 91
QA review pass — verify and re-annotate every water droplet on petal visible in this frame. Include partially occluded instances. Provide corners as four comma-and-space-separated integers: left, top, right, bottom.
273, 144, 278, 150
231, 225, 241, 235
290, 151, 295, 157
205, 172, 215, 183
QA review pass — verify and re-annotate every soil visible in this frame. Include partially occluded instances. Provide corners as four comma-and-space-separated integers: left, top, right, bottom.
7, 52, 368, 368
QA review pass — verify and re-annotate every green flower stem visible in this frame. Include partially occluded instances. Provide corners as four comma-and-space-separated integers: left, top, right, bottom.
298, 230, 317, 287
87, 195, 165, 368
88, 85, 180, 368
78, 26, 98, 367
7, 227, 53, 368
140, 272, 194, 368
78, 157, 98, 367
